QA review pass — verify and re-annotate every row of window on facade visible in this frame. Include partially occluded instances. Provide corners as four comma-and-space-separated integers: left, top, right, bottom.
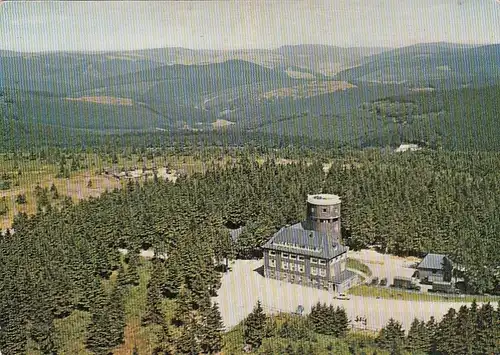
269, 251, 327, 264
311, 207, 339, 214
268, 271, 330, 288
268, 259, 327, 277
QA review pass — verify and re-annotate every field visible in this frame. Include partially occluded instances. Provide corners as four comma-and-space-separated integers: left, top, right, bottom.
0, 152, 214, 230
0, 152, 314, 230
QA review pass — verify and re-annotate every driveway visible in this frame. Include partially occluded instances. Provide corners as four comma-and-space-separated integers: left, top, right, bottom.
348, 249, 419, 284
214, 259, 480, 333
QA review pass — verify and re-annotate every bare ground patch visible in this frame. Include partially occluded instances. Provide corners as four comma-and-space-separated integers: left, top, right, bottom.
64, 96, 133, 106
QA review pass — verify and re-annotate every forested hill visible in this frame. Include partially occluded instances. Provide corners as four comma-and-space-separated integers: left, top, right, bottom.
1, 150, 499, 353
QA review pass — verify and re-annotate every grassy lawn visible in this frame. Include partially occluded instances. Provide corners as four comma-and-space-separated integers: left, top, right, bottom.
348, 285, 500, 303
346, 258, 373, 277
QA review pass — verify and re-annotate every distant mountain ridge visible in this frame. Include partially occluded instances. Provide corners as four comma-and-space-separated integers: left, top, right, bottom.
334, 43, 500, 88
1, 42, 499, 143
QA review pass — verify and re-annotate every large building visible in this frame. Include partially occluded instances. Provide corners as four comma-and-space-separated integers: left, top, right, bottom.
262, 194, 358, 293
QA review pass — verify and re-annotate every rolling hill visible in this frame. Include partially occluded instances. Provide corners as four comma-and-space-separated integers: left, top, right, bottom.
1, 42, 500, 151
334, 43, 500, 89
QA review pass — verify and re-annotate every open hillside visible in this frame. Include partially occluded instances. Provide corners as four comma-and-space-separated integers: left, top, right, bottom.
334, 43, 500, 89
1, 43, 500, 151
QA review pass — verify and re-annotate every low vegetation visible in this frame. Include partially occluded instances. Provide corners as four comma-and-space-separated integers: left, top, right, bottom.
346, 258, 372, 277
348, 285, 500, 303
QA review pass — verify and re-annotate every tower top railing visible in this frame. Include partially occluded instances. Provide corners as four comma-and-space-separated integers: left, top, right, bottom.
307, 194, 341, 206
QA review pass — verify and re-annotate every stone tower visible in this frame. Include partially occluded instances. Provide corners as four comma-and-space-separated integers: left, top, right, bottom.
305, 194, 341, 242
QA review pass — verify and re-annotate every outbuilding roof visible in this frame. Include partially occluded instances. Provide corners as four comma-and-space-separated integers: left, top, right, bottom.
229, 226, 245, 241
262, 222, 347, 259
418, 253, 449, 270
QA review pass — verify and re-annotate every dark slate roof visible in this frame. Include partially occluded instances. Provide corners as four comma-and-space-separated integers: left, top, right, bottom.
262, 222, 347, 260
332, 270, 357, 284
229, 226, 245, 241
418, 253, 448, 270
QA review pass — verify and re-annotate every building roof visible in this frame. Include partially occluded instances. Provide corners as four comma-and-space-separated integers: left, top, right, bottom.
417, 253, 449, 270
307, 194, 341, 206
228, 226, 245, 241
332, 269, 357, 284
262, 222, 347, 259
395, 144, 421, 152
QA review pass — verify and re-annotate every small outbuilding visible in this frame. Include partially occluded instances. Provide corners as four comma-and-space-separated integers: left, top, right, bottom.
416, 253, 453, 284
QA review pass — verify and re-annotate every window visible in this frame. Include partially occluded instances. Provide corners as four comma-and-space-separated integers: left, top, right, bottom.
311, 267, 318, 275
319, 259, 326, 265
311, 207, 315, 213
282, 261, 289, 270
269, 250, 276, 257
297, 255, 304, 261
298, 265, 305, 273
269, 259, 276, 268
290, 264, 296, 271
319, 269, 326, 277
289, 254, 296, 260
322, 208, 327, 213
282, 253, 289, 259
311, 258, 318, 264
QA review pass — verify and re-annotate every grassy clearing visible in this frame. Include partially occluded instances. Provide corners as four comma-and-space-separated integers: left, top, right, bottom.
348, 285, 500, 303
0, 153, 223, 229
346, 258, 372, 277
0, 152, 315, 230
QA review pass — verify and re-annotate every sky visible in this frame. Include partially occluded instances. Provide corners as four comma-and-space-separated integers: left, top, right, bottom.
1, 0, 499, 52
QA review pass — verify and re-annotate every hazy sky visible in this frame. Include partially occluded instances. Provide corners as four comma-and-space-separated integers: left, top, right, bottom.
1, 0, 499, 52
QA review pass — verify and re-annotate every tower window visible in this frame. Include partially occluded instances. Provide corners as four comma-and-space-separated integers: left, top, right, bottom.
322, 208, 327, 213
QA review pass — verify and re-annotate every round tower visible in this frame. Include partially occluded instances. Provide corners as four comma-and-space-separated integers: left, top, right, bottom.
306, 194, 341, 240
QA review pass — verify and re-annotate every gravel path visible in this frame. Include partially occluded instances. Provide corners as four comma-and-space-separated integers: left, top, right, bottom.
215, 258, 479, 333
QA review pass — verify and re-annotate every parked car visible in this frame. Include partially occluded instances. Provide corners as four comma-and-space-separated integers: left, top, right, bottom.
370, 277, 379, 285
335, 293, 351, 300
380, 278, 388, 286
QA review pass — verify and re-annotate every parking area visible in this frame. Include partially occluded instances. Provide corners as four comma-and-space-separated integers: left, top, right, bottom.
348, 249, 419, 285
214, 257, 478, 333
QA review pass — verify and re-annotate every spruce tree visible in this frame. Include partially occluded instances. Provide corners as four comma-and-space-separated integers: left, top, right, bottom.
176, 320, 202, 355
376, 318, 405, 354
123, 250, 140, 286
142, 274, 164, 326
86, 283, 125, 355
476, 302, 498, 354
29, 305, 57, 355
243, 300, 267, 350
200, 302, 224, 354
172, 286, 194, 327
107, 285, 126, 349
436, 307, 458, 355
425, 316, 438, 354
152, 320, 176, 355
335, 306, 349, 338
456, 304, 476, 354
405, 318, 429, 353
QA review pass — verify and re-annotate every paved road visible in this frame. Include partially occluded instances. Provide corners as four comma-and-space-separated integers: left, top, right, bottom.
214, 259, 480, 333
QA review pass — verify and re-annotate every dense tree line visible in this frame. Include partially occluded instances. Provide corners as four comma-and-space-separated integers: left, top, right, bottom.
0, 156, 323, 353
376, 301, 500, 355
1, 147, 500, 352
324, 150, 500, 294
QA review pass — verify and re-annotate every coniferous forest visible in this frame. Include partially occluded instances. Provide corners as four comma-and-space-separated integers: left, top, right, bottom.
1, 147, 500, 354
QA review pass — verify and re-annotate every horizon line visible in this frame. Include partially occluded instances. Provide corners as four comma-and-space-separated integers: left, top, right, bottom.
1, 41, 497, 54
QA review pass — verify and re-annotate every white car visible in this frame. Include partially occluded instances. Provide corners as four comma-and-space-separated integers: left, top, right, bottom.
335, 293, 350, 300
